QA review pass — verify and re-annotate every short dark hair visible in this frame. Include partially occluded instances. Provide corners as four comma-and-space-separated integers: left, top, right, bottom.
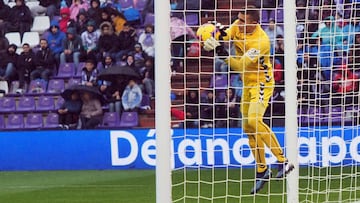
240, 6, 260, 23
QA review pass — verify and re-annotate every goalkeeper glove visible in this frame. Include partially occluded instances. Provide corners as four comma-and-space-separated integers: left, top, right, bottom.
203, 37, 229, 58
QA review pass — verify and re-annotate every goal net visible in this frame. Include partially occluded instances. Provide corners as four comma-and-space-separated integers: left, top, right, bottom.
166, 0, 360, 202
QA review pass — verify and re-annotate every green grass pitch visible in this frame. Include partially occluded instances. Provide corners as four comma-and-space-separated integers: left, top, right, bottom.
0, 167, 359, 203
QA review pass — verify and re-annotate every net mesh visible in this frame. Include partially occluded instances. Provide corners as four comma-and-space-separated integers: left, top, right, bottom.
169, 0, 360, 202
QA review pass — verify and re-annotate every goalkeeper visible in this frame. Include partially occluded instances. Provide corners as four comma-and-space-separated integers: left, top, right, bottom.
203, 8, 294, 194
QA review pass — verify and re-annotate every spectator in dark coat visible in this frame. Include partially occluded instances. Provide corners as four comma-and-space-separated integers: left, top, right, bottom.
0, 0, 10, 37
215, 88, 240, 128
98, 21, 119, 62
30, 39, 55, 81
99, 7, 112, 25
116, 23, 137, 61
185, 90, 199, 128
87, 0, 102, 26
0, 35, 9, 56
17, 43, 36, 91
7, 0, 33, 38
101, 78, 127, 114
30, 0, 59, 20
200, 90, 214, 128
0, 44, 18, 81
58, 91, 82, 129
74, 8, 89, 34
60, 27, 82, 70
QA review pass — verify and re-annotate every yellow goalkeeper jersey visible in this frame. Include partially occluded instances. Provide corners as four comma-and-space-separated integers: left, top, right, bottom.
222, 21, 274, 85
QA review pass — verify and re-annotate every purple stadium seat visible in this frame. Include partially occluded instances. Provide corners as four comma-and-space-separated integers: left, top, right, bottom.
0, 97, 16, 113
134, 0, 147, 10
47, 79, 65, 94
0, 115, 5, 129
36, 96, 55, 112
17, 96, 36, 112
24, 113, 43, 129
44, 113, 59, 128
76, 62, 85, 76
119, 0, 134, 9
143, 13, 154, 26
185, 13, 199, 26
27, 79, 47, 95
57, 63, 75, 78
261, 10, 269, 23
67, 78, 81, 88
101, 112, 121, 127
8, 80, 20, 95
6, 114, 24, 129
140, 94, 151, 110
276, 8, 284, 23
56, 97, 65, 109
210, 74, 228, 89
119, 111, 139, 127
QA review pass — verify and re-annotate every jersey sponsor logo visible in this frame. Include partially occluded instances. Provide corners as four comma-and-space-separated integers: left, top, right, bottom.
246, 48, 260, 61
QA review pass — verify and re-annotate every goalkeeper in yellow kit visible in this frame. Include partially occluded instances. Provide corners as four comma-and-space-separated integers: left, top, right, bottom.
203, 8, 294, 194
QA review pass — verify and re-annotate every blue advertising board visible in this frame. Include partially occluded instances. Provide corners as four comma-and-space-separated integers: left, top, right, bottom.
0, 127, 359, 170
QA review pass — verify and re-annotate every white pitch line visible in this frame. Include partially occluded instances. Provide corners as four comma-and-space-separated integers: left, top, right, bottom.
0, 185, 148, 189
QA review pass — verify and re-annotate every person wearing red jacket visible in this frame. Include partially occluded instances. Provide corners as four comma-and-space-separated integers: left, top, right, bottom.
59, 7, 72, 33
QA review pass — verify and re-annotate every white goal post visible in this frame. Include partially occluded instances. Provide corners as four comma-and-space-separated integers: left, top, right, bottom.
283, 0, 299, 202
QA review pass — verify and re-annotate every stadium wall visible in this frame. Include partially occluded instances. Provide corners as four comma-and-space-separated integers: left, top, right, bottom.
0, 127, 359, 170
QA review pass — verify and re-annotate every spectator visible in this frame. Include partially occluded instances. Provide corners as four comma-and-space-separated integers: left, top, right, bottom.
140, 57, 155, 98
215, 88, 240, 128
312, 15, 343, 48
59, 7, 72, 33
99, 7, 112, 24
275, 35, 284, 66
230, 73, 243, 99
122, 79, 143, 112
7, 0, 33, 38
185, 90, 199, 128
30, 0, 58, 20
47, 20, 66, 68
60, 27, 82, 70
74, 8, 89, 34
17, 43, 36, 92
117, 23, 137, 60
0, 44, 18, 82
101, 53, 115, 70
98, 21, 119, 62
0, 0, 10, 37
0, 33, 8, 56
58, 92, 82, 129
81, 59, 98, 86
138, 24, 155, 57
70, 0, 89, 21
133, 43, 148, 68
200, 90, 214, 128
79, 91, 103, 129
87, 0, 102, 26
81, 20, 100, 62
31, 39, 55, 82
125, 54, 136, 67
264, 18, 284, 51
101, 78, 127, 114
110, 10, 127, 35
